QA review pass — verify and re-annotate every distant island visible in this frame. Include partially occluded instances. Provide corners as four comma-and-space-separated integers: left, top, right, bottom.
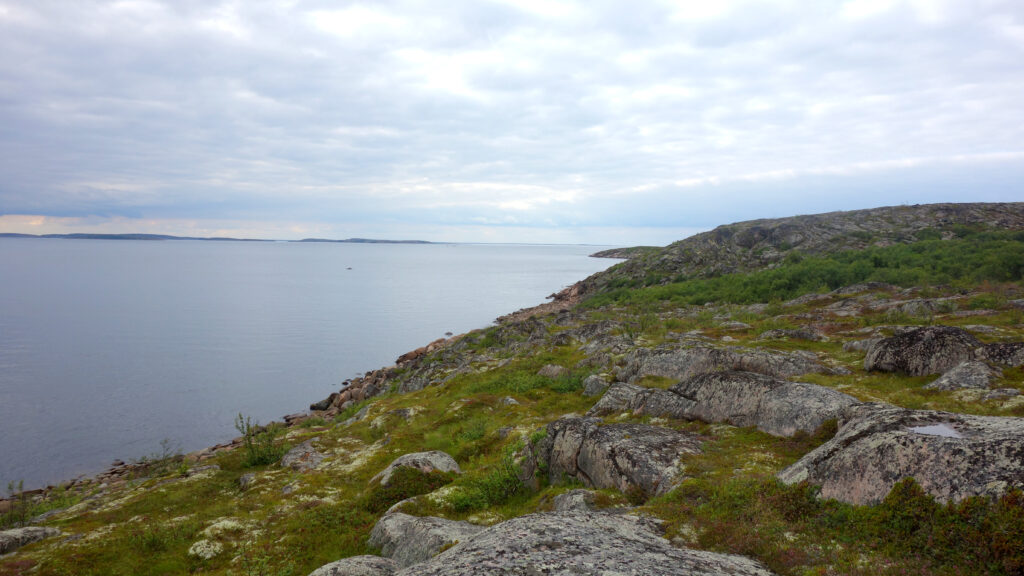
297, 238, 433, 244
0, 233, 432, 244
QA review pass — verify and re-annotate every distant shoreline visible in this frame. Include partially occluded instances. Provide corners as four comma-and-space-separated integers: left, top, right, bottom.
0, 233, 433, 244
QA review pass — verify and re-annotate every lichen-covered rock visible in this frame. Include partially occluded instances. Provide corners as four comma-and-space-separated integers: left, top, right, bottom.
524, 416, 701, 497
281, 438, 326, 472
536, 364, 566, 378
925, 361, 1001, 390
842, 338, 882, 353
369, 513, 483, 568
551, 489, 597, 512
618, 344, 833, 383
581, 374, 609, 397
778, 403, 1024, 505
396, 512, 776, 576
673, 371, 858, 437
719, 320, 752, 331
759, 328, 827, 342
371, 451, 461, 486
864, 326, 981, 376
0, 526, 61, 555
977, 342, 1024, 367
308, 555, 398, 576
589, 372, 857, 438
587, 382, 694, 419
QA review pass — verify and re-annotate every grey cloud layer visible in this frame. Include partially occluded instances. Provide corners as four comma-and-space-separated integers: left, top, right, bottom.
1, 0, 1022, 234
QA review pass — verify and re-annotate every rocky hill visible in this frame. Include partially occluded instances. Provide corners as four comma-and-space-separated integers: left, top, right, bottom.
577, 202, 1024, 294
2, 203, 1023, 576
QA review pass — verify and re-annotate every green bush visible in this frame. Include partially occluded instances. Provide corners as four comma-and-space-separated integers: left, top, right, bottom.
360, 467, 457, 514
449, 447, 525, 512
235, 414, 287, 468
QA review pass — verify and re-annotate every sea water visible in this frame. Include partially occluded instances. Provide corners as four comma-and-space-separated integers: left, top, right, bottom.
0, 239, 616, 488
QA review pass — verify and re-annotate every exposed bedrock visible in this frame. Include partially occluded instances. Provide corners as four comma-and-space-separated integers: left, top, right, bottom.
0, 526, 61, 555
520, 416, 701, 497
778, 403, 1024, 505
924, 361, 1002, 391
368, 513, 484, 569
978, 342, 1024, 368
392, 511, 777, 576
618, 344, 837, 383
588, 371, 859, 437
864, 326, 981, 376
308, 555, 398, 576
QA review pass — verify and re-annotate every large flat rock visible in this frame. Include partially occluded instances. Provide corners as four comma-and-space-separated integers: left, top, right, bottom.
524, 416, 701, 497
778, 403, 1024, 505
0, 526, 61, 555
589, 371, 858, 437
396, 511, 776, 576
308, 555, 398, 576
618, 344, 835, 383
369, 513, 483, 568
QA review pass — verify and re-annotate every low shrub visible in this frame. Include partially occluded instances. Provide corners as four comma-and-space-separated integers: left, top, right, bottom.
235, 414, 286, 468
360, 467, 457, 514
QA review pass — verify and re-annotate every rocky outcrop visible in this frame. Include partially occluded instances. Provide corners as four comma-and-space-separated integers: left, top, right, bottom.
978, 342, 1024, 367
0, 526, 61, 555
778, 403, 1024, 505
522, 416, 701, 497
587, 382, 695, 420
396, 512, 776, 576
589, 372, 858, 437
281, 438, 326, 472
371, 451, 461, 486
308, 555, 398, 576
925, 361, 1001, 391
617, 344, 834, 383
758, 328, 827, 342
369, 513, 483, 568
536, 364, 566, 378
551, 489, 597, 512
581, 375, 609, 397
842, 338, 882, 353
864, 326, 982, 376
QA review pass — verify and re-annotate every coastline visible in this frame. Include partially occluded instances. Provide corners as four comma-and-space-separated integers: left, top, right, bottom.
0, 259, 621, 509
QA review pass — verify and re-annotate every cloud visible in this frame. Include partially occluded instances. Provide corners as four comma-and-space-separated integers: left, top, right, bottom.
0, 0, 1022, 243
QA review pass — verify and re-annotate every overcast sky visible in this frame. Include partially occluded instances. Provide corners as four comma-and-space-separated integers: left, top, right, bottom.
1, 0, 1022, 244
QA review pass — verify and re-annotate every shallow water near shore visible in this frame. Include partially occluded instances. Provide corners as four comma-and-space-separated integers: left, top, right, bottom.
0, 239, 615, 489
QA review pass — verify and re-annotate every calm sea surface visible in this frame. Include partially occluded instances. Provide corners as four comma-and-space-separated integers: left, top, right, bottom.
0, 239, 616, 489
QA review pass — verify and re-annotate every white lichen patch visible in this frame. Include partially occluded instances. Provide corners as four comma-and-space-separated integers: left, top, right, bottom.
952, 389, 986, 403
426, 485, 460, 506
467, 511, 504, 526
203, 518, 248, 538
80, 524, 117, 543
188, 539, 224, 559
1003, 396, 1024, 411
324, 439, 386, 475
671, 523, 698, 546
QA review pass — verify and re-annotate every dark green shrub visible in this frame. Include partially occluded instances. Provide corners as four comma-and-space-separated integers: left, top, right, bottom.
360, 467, 457, 514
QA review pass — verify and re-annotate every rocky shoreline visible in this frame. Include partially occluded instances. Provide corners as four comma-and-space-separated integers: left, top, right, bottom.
4, 203, 1023, 575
